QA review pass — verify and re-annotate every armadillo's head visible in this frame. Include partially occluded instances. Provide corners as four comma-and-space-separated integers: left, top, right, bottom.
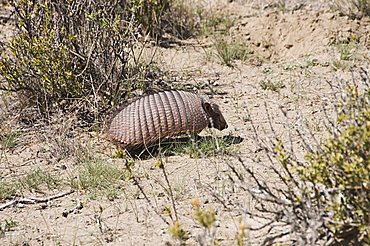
203, 101, 228, 131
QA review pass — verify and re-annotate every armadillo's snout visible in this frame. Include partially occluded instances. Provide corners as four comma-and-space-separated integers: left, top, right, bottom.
219, 119, 228, 131
207, 102, 228, 131
214, 113, 228, 131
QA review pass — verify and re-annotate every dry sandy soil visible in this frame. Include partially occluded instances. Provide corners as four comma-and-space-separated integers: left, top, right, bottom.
1, 0, 369, 245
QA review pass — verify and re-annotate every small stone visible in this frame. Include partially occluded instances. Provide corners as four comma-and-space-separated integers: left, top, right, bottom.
284, 43, 293, 49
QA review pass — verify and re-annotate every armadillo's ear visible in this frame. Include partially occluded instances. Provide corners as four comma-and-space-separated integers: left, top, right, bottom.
203, 102, 213, 115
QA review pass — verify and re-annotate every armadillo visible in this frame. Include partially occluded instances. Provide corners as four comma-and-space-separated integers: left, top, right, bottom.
107, 90, 228, 151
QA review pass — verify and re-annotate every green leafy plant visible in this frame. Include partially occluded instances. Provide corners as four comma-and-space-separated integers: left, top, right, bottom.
259, 79, 285, 92
169, 220, 190, 243
192, 198, 216, 230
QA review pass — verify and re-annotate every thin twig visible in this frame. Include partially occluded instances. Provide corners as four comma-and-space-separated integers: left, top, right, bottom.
131, 176, 170, 225
76, 41, 96, 77
159, 159, 178, 221
0, 189, 75, 210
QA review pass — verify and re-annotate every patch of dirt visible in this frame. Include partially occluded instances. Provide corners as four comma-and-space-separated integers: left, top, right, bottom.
1, 0, 369, 245
233, 10, 370, 61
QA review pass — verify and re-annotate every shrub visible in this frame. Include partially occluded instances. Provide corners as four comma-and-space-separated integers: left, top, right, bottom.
243, 69, 370, 245
0, 0, 198, 123
301, 83, 370, 243
162, 0, 200, 39
131, 0, 199, 40
0, 0, 143, 122
131, 0, 170, 40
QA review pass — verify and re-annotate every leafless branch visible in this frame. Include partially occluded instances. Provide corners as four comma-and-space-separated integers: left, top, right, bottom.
0, 189, 74, 211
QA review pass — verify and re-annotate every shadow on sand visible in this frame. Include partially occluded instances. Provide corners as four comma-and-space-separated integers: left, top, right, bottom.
126, 134, 244, 160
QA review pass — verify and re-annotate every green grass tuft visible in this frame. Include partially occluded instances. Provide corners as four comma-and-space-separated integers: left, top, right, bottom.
259, 79, 285, 92
18, 168, 62, 191
214, 39, 251, 67
0, 130, 20, 149
70, 159, 129, 200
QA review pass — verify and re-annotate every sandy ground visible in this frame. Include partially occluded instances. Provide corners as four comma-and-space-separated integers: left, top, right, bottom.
1, 0, 369, 245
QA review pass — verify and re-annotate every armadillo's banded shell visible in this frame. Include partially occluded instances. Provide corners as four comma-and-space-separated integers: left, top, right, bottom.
108, 90, 209, 150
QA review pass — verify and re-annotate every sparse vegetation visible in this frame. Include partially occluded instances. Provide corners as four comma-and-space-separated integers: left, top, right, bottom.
235, 221, 248, 246
192, 199, 216, 230
0, 218, 18, 237
0, 169, 62, 200
214, 39, 251, 67
301, 83, 370, 243
115, 134, 240, 159
163, 0, 201, 39
332, 59, 348, 71
338, 43, 354, 61
331, 33, 362, 71
146, 134, 240, 158
305, 58, 320, 67
333, 0, 370, 18
19, 168, 62, 191
199, 11, 234, 36
244, 72, 370, 245
170, 135, 238, 158
259, 79, 285, 92
191, 198, 218, 245
0, 0, 145, 121
278, 0, 288, 12
0, 182, 17, 201
336, 38, 360, 61
0, 129, 19, 149
70, 158, 128, 200
130, 0, 171, 40
169, 220, 190, 243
